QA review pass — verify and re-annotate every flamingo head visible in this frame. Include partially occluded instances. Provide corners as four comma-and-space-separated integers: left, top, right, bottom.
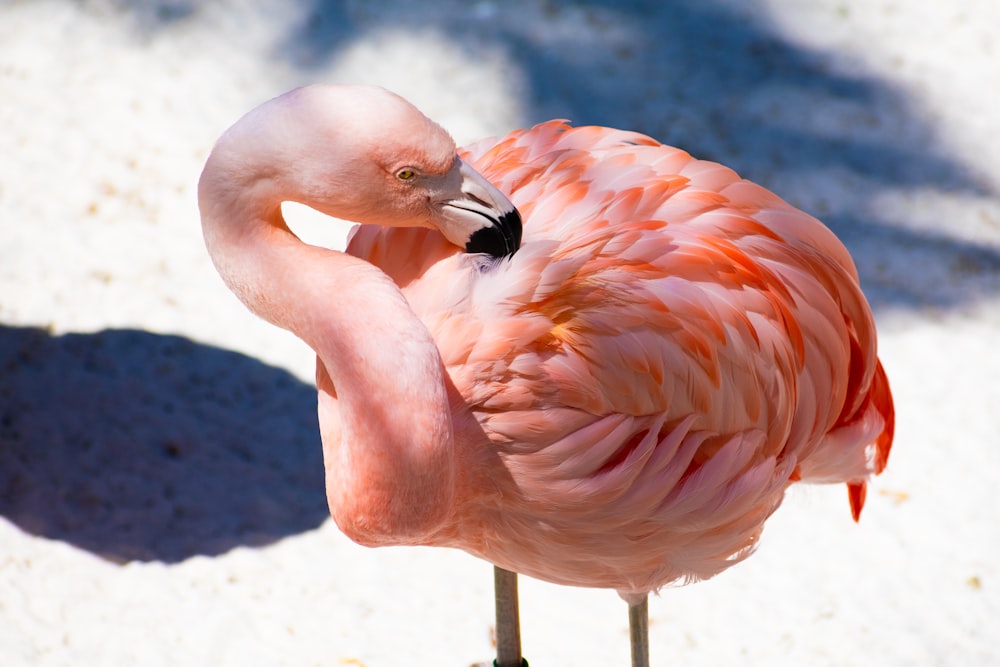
209, 84, 521, 259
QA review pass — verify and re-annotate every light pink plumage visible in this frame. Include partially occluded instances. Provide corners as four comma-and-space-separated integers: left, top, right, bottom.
346, 117, 894, 598
200, 84, 894, 663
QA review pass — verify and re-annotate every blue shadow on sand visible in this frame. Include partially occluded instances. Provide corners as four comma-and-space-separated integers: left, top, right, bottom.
278, 0, 1000, 308
54, 1, 1000, 310
280, 0, 984, 189
0, 326, 328, 563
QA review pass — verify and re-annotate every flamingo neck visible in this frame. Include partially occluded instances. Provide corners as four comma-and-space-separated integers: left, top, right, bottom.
203, 200, 457, 545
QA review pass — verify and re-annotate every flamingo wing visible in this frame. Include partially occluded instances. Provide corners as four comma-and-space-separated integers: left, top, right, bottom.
346, 120, 894, 593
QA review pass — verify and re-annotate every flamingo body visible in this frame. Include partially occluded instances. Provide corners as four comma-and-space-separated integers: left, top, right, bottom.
200, 85, 894, 608
344, 120, 893, 601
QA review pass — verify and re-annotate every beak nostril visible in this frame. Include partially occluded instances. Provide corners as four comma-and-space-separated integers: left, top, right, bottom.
464, 192, 490, 208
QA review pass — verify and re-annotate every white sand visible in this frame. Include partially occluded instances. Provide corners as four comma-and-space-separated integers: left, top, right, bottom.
2, 1, 998, 664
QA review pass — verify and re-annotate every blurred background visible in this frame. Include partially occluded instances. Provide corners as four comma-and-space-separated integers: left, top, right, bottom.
1, 1, 998, 665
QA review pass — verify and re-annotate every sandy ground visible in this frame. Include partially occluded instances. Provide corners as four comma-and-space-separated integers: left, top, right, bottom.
2, 0, 999, 665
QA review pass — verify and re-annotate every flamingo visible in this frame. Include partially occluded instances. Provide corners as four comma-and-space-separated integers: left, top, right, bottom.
199, 84, 894, 667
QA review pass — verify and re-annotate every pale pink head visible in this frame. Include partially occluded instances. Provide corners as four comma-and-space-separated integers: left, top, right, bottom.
200, 84, 521, 257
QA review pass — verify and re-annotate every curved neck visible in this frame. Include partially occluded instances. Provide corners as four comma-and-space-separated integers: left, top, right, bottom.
201, 187, 457, 544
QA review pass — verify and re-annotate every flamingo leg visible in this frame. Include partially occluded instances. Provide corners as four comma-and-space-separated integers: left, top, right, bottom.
493, 566, 528, 667
628, 595, 650, 667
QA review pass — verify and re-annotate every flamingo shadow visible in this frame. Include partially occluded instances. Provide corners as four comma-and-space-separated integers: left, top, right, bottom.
0, 326, 328, 563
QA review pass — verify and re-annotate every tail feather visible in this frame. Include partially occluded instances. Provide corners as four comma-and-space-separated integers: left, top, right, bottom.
797, 353, 894, 521
847, 481, 867, 522
844, 359, 894, 521
869, 359, 895, 475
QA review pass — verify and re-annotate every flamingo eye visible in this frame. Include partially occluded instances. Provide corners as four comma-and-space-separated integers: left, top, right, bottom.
395, 168, 417, 181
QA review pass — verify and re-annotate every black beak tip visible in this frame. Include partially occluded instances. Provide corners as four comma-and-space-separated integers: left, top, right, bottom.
464, 207, 523, 259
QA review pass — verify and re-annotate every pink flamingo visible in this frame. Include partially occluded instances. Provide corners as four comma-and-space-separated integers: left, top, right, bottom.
199, 85, 894, 667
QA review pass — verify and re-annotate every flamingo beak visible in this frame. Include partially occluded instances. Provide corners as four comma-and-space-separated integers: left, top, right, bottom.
436, 158, 522, 258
